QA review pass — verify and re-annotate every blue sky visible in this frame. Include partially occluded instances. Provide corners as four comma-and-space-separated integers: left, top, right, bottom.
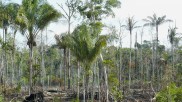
8, 0, 182, 48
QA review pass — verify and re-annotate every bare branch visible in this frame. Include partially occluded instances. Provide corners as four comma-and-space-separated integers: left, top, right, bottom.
57, 3, 69, 19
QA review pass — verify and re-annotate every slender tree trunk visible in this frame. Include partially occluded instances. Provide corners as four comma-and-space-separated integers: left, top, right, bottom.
92, 63, 96, 102
119, 48, 122, 90
156, 26, 159, 90
68, 17, 71, 89
41, 31, 46, 89
100, 54, 108, 102
68, 49, 71, 89
11, 52, 14, 84
172, 43, 174, 76
83, 73, 85, 102
152, 31, 155, 82
64, 48, 67, 90
11, 30, 17, 85
5, 27, 7, 81
50, 57, 53, 87
98, 61, 100, 102
129, 31, 132, 90
140, 30, 143, 83
29, 44, 33, 95
18, 53, 22, 82
77, 61, 80, 99
135, 32, 137, 80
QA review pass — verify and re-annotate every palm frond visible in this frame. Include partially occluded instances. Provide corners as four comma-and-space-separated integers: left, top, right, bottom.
143, 23, 154, 27
168, 27, 177, 44
143, 19, 152, 23
88, 35, 107, 64
37, 3, 61, 30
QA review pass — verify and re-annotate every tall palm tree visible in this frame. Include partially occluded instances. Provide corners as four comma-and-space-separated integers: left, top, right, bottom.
16, 0, 61, 94
143, 14, 172, 44
143, 14, 172, 87
122, 16, 139, 90
55, 33, 71, 90
5, 3, 20, 84
168, 26, 178, 74
0, 2, 19, 86
58, 0, 81, 89
70, 24, 107, 101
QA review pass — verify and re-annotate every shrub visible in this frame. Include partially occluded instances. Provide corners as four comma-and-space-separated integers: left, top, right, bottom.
156, 83, 182, 102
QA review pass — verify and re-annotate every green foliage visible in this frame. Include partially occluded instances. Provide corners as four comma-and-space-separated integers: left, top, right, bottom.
71, 23, 107, 66
32, 64, 41, 85
0, 95, 4, 102
156, 83, 182, 102
143, 14, 172, 27
122, 16, 139, 34
108, 73, 118, 85
78, 0, 121, 20
15, 83, 22, 93
168, 27, 177, 45
109, 72, 123, 101
71, 97, 79, 102
103, 60, 115, 68
53, 96, 61, 102
111, 86, 123, 101
16, 0, 61, 47
106, 0, 121, 8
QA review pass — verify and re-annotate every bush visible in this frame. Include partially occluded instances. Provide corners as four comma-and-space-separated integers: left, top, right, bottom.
0, 95, 4, 102
156, 83, 182, 102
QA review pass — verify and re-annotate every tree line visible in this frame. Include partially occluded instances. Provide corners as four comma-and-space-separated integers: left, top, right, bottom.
0, 0, 181, 102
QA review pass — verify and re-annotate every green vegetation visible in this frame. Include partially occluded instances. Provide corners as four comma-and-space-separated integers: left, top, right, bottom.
156, 83, 182, 102
0, 0, 181, 102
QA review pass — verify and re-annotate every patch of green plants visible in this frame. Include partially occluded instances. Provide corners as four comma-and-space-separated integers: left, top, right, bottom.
111, 86, 123, 101
0, 95, 4, 102
71, 97, 79, 102
53, 96, 61, 102
156, 83, 182, 102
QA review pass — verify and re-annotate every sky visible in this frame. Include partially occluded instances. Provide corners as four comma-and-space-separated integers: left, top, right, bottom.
9, 0, 182, 48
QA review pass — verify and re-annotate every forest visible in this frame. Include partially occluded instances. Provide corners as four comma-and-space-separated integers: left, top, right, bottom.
0, 0, 182, 102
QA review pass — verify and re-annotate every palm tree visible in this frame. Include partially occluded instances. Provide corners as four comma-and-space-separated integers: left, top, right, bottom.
121, 16, 139, 90
70, 24, 107, 101
168, 26, 178, 75
16, 0, 61, 94
5, 3, 20, 84
143, 14, 172, 89
55, 33, 71, 90
0, 2, 19, 87
143, 14, 172, 44
58, 0, 81, 89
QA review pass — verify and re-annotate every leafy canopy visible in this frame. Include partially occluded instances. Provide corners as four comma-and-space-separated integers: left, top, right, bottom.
70, 23, 107, 67
16, 0, 61, 47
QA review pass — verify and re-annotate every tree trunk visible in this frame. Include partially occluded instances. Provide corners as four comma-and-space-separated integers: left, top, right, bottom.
172, 42, 174, 76
68, 17, 71, 89
41, 31, 46, 89
129, 31, 132, 90
91, 63, 96, 102
83, 73, 85, 102
100, 54, 108, 102
68, 49, 71, 89
4, 27, 7, 82
29, 44, 33, 95
156, 26, 159, 90
98, 61, 101, 102
152, 31, 155, 82
64, 48, 67, 90
77, 61, 80, 99
135, 32, 137, 80
11, 30, 17, 85
140, 30, 143, 82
